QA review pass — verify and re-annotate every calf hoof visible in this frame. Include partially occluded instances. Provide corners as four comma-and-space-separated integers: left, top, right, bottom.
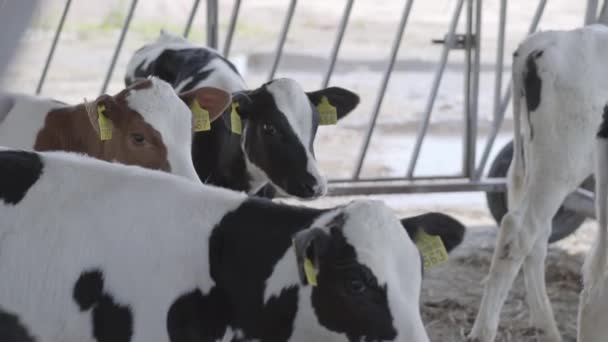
467, 326, 495, 342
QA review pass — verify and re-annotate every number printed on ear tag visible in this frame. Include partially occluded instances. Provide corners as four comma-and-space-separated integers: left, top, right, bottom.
317, 96, 338, 125
414, 230, 448, 269
97, 104, 112, 141
191, 100, 211, 132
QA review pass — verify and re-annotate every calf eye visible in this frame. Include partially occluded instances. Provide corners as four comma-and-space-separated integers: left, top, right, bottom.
346, 278, 367, 294
262, 124, 277, 136
131, 133, 146, 146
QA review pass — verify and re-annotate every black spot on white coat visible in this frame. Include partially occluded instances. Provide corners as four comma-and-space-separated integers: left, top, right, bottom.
206, 198, 319, 340
0, 150, 43, 205
167, 288, 229, 342
597, 104, 608, 138
524, 50, 543, 139
130, 48, 240, 91
73, 269, 133, 342
0, 308, 36, 342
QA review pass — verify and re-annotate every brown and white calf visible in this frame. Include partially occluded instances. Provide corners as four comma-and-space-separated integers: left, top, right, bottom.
0, 77, 230, 181
469, 24, 608, 342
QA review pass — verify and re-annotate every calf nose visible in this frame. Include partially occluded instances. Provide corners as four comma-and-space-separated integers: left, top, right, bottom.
296, 179, 325, 199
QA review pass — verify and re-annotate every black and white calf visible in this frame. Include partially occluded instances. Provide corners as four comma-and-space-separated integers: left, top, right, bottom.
0, 149, 464, 342
125, 31, 359, 199
469, 25, 608, 342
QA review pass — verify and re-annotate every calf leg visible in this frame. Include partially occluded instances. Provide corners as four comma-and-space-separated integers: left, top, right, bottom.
468, 211, 530, 342
469, 178, 572, 342
522, 227, 561, 342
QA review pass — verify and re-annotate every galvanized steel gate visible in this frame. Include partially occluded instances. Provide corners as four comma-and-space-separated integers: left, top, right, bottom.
33, 0, 604, 202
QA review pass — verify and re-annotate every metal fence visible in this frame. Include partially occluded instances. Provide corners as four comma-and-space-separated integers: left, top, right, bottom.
33, 0, 605, 197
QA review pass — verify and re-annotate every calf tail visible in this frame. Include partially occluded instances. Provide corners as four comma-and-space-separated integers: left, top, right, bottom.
507, 54, 526, 208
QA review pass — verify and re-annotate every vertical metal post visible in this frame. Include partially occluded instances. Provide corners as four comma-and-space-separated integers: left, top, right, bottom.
352, 0, 415, 179
223, 0, 242, 57
586, 0, 600, 25
183, 0, 202, 38
322, 0, 354, 88
467, 0, 482, 179
36, 0, 72, 94
100, 0, 138, 94
406, 0, 466, 178
206, 0, 219, 49
267, 0, 297, 81
462, 0, 474, 177
474, 0, 547, 178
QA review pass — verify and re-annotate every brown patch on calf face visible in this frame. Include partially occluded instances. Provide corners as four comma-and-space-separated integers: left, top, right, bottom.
34, 87, 170, 172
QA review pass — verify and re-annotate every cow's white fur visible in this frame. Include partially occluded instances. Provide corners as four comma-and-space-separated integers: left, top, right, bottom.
578, 138, 608, 342
0, 93, 60, 149
125, 78, 200, 181
0, 77, 200, 183
127, 31, 326, 197
1, 150, 430, 342
469, 25, 608, 342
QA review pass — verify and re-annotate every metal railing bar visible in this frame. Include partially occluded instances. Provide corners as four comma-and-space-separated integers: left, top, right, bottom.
183, 0, 202, 38
351, 0, 415, 179
36, 0, 72, 95
100, 0, 138, 94
321, 0, 354, 88
267, 0, 297, 81
406, 0, 466, 178
222, 0, 242, 57
474, 0, 547, 178
467, 0, 482, 179
462, 0, 474, 178
329, 174, 465, 184
328, 178, 507, 196
206, 0, 219, 48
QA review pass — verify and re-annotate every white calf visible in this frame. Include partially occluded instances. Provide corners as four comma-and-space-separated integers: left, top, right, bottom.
469, 24, 608, 342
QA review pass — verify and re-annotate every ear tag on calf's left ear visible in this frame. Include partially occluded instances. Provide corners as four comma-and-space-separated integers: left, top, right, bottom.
190, 100, 211, 132
414, 230, 449, 269
317, 96, 338, 126
303, 258, 318, 287
97, 104, 112, 141
230, 102, 242, 135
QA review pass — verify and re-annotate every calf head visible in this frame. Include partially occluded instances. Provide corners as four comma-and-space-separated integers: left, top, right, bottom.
289, 201, 465, 341
84, 77, 230, 181
235, 79, 359, 199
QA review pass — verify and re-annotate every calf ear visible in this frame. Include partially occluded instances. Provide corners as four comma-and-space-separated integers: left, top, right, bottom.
292, 228, 330, 286
179, 87, 232, 125
400, 212, 465, 253
84, 94, 123, 138
306, 87, 360, 122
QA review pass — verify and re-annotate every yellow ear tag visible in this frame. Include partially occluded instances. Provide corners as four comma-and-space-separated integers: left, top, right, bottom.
190, 100, 211, 132
317, 96, 338, 126
97, 104, 112, 141
230, 102, 242, 135
414, 230, 449, 269
303, 257, 318, 287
